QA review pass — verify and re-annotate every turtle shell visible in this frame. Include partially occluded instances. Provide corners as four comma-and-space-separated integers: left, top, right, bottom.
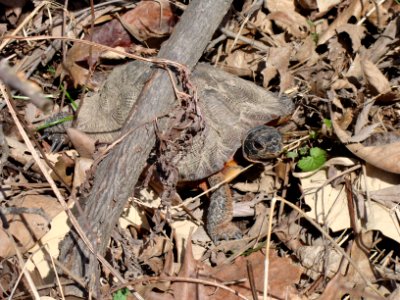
76, 61, 293, 180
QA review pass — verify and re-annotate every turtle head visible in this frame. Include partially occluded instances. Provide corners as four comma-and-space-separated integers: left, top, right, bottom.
242, 125, 282, 162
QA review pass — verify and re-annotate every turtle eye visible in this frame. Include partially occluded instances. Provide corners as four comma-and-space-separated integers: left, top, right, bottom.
253, 140, 264, 150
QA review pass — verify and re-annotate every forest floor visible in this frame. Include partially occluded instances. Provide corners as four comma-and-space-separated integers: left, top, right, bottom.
0, 0, 399, 299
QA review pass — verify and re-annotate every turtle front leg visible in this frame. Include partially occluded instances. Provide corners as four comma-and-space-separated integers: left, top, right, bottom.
206, 173, 242, 243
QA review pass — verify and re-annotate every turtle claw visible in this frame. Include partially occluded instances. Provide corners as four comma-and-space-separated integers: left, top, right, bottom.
208, 222, 243, 244
49, 134, 67, 152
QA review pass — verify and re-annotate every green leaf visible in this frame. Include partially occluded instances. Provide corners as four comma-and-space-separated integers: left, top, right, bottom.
309, 130, 318, 139
113, 288, 130, 300
286, 151, 298, 159
297, 147, 327, 171
323, 118, 332, 129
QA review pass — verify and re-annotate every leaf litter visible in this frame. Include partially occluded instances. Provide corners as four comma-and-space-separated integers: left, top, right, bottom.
0, 0, 399, 299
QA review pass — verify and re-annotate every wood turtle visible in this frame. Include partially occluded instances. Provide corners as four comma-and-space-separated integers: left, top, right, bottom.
50, 60, 293, 242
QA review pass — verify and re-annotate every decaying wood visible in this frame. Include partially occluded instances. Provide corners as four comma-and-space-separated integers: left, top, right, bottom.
59, 0, 234, 295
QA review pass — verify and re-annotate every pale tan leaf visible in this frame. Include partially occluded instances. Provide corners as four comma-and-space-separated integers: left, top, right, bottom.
0, 195, 62, 258
361, 59, 391, 94
216, 50, 261, 77
318, 0, 364, 45
262, 66, 278, 88
265, 0, 308, 37
67, 127, 96, 159
348, 123, 380, 143
27, 208, 70, 278
265, 46, 294, 92
365, 18, 399, 63
354, 98, 374, 135
170, 220, 199, 260
252, 10, 273, 35
332, 108, 400, 173
316, 0, 341, 13
267, 11, 309, 38
72, 157, 93, 189
293, 36, 319, 66
301, 168, 400, 243
369, 185, 400, 203
346, 53, 363, 83
336, 24, 365, 52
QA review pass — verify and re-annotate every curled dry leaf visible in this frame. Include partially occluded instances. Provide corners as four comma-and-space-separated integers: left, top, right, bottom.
331, 107, 400, 174
121, 0, 178, 43
66, 127, 96, 159
0, 195, 62, 258
72, 157, 93, 190
365, 17, 399, 63
318, 0, 364, 45
265, 0, 309, 38
336, 24, 365, 53
361, 58, 391, 94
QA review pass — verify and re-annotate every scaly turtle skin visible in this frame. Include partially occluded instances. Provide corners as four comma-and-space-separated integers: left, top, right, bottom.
65, 61, 293, 242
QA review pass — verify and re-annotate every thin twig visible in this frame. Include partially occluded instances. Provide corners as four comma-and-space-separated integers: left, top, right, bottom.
4, 35, 188, 71
6, 231, 40, 300
0, 60, 52, 111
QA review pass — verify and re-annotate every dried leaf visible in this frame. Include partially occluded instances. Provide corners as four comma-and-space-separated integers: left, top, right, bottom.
316, 0, 341, 13
365, 17, 399, 63
301, 167, 400, 243
297, 0, 318, 10
0, 195, 62, 258
331, 106, 400, 173
318, 0, 364, 45
336, 24, 365, 53
348, 123, 380, 143
369, 185, 400, 203
216, 50, 261, 77
361, 59, 391, 94
121, 0, 178, 42
265, 46, 294, 92
66, 127, 96, 159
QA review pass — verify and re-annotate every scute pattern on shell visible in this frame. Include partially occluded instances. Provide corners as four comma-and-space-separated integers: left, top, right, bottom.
76, 61, 293, 180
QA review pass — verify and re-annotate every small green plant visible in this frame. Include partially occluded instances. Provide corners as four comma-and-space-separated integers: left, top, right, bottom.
113, 288, 131, 300
59, 84, 79, 111
323, 118, 332, 129
297, 147, 327, 171
307, 19, 319, 44
35, 114, 73, 131
47, 65, 56, 75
